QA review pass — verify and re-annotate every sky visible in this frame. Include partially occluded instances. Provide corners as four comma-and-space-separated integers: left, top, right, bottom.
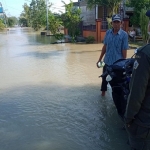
0, 0, 77, 18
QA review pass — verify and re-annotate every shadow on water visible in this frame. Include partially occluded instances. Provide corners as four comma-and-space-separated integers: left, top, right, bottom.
0, 27, 131, 150
15, 51, 63, 59
15, 50, 100, 60
27, 34, 56, 45
0, 83, 130, 150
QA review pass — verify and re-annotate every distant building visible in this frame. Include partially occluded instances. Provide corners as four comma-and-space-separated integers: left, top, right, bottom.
78, 0, 133, 29
78, 0, 95, 26
0, 2, 4, 13
64, 0, 133, 42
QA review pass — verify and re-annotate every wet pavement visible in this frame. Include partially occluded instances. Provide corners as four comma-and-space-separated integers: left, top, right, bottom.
0, 27, 135, 150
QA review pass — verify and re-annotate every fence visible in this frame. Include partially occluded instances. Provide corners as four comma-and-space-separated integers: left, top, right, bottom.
83, 25, 96, 31
82, 19, 107, 43
83, 21, 108, 31
101, 21, 108, 30
64, 18, 129, 43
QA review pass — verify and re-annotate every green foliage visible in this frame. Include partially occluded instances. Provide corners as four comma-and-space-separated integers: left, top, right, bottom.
61, 0, 82, 42
54, 33, 64, 41
19, 17, 28, 27
29, 0, 47, 30
20, 3, 30, 27
106, 17, 112, 29
126, 0, 150, 26
19, 0, 81, 38
0, 19, 5, 30
7, 17, 18, 27
20, 0, 63, 33
48, 13, 62, 35
140, 8, 149, 43
85, 36, 95, 43
86, 0, 122, 16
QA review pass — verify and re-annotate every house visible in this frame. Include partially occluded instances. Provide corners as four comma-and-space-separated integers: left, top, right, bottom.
78, 0, 131, 42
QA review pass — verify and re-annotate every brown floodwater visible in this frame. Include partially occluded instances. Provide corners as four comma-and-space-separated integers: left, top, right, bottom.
0, 27, 134, 150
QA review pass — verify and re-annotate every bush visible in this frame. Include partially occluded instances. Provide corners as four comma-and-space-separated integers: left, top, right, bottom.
0, 19, 5, 31
85, 36, 95, 44
54, 33, 64, 40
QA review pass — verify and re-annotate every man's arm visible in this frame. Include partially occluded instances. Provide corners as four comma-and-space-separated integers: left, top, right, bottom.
96, 44, 106, 67
122, 50, 127, 59
122, 32, 129, 59
98, 44, 106, 61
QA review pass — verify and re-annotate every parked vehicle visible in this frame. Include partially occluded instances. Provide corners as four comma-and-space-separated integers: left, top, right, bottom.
100, 57, 135, 121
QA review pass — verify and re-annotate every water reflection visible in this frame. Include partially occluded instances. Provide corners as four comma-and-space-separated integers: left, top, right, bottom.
0, 27, 130, 150
27, 34, 56, 45
8, 27, 56, 45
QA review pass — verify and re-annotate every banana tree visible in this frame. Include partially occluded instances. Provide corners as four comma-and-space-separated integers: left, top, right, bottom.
61, 0, 82, 42
140, 8, 149, 44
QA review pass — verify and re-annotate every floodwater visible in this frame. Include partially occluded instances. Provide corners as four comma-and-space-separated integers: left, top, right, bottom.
0, 27, 134, 150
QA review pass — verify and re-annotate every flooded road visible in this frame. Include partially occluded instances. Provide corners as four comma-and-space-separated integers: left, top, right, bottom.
0, 27, 134, 150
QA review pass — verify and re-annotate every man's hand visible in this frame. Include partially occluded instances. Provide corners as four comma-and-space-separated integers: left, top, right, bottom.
96, 61, 100, 68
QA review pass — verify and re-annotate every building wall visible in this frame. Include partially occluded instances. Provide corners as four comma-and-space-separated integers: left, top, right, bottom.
83, 19, 107, 43
83, 31, 97, 40
75, 0, 130, 43
100, 30, 106, 42
65, 22, 107, 43
79, 0, 96, 25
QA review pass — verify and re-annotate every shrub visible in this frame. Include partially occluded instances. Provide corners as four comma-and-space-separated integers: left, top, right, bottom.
0, 19, 5, 31
85, 36, 95, 44
54, 33, 64, 40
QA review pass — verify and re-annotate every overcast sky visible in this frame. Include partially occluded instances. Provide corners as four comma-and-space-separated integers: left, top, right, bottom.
0, 0, 77, 17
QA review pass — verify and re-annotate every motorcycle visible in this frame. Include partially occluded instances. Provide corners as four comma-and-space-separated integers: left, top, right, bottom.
100, 58, 135, 121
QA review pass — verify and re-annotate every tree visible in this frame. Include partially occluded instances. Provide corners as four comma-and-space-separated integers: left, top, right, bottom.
86, 0, 122, 16
21, 3, 30, 27
7, 17, 18, 27
0, 19, 5, 30
48, 13, 63, 41
29, 0, 47, 30
61, 0, 82, 42
140, 8, 149, 44
48, 14, 62, 34
126, 0, 150, 26
19, 16, 28, 27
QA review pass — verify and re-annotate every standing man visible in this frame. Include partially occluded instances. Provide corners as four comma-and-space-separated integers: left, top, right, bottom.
124, 44, 150, 150
96, 14, 129, 96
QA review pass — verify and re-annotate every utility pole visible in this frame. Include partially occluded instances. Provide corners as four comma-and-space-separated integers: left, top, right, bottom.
46, 0, 50, 35
3, 13, 7, 27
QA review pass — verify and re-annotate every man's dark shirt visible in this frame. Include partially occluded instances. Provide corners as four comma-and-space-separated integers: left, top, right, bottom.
125, 44, 150, 127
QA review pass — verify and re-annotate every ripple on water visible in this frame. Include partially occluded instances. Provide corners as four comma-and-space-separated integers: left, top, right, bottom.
0, 28, 129, 150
